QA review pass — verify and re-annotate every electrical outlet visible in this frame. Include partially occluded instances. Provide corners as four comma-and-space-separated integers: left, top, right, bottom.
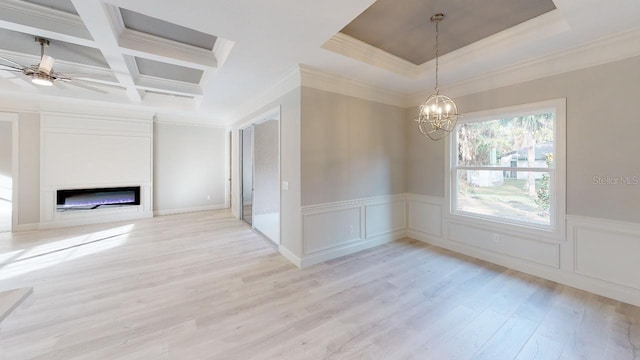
492, 234, 500, 243
282, 181, 289, 190
206, 195, 211, 201
349, 225, 354, 234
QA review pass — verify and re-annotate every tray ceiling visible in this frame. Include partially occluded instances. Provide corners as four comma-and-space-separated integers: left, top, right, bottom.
341, 0, 556, 65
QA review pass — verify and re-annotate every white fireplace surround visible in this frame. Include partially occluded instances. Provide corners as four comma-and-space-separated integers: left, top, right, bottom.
40, 111, 154, 228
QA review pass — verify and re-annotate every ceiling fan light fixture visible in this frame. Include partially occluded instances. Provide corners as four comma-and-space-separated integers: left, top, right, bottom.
31, 73, 54, 86
38, 55, 55, 75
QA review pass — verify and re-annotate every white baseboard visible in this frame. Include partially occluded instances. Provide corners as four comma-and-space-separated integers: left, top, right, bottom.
279, 245, 302, 268
154, 204, 226, 216
14, 223, 40, 232
39, 211, 153, 230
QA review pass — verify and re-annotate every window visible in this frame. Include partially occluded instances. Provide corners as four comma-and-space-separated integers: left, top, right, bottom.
448, 99, 565, 234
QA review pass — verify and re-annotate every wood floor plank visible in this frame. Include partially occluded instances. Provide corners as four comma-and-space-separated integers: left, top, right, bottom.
0, 287, 32, 323
0, 210, 639, 359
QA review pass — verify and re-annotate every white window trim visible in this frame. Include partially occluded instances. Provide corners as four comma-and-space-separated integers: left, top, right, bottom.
444, 98, 566, 241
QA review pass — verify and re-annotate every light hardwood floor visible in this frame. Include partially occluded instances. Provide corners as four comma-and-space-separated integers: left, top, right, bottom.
0, 210, 639, 359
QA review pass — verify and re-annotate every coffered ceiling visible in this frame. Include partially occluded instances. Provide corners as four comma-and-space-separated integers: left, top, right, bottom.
0, 0, 639, 126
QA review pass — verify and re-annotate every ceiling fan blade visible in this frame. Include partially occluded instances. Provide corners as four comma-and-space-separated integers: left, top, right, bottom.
66, 80, 109, 94
0, 71, 36, 89
0, 63, 23, 71
0, 68, 21, 72
39, 55, 55, 75
0, 55, 23, 68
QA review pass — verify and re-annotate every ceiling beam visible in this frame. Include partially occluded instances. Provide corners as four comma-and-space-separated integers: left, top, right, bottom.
71, 0, 141, 102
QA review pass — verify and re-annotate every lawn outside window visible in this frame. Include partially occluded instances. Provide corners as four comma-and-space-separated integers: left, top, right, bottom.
446, 99, 566, 237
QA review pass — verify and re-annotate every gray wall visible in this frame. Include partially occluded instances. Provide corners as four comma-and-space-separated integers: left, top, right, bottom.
16, 113, 40, 226
301, 87, 406, 206
236, 88, 301, 256
253, 119, 279, 215
153, 123, 227, 212
406, 55, 640, 223
405, 105, 445, 198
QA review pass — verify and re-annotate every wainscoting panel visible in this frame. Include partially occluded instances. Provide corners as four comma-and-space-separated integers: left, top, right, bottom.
365, 200, 406, 238
300, 195, 406, 267
448, 221, 560, 268
407, 195, 442, 237
303, 206, 362, 255
570, 216, 640, 291
403, 197, 640, 307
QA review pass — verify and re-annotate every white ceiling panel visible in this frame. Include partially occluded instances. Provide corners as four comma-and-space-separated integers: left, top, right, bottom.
120, 8, 217, 50
21, 0, 77, 14
135, 57, 203, 84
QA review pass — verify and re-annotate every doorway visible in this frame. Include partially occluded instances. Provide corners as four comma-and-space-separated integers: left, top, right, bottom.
240, 127, 253, 226
0, 114, 17, 233
239, 110, 280, 245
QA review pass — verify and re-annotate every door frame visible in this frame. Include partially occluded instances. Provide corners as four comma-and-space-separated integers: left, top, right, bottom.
239, 125, 255, 225
0, 113, 19, 232
234, 106, 281, 244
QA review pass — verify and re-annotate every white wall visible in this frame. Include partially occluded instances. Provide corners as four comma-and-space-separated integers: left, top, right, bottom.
0, 120, 11, 201
39, 112, 154, 228
154, 123, 227, 215
17, 112, 39, 228
233, 88, 302, 261
253, 119, 279, 215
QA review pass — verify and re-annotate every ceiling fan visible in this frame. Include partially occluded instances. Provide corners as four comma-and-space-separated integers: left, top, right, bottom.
0, 37, 109, 94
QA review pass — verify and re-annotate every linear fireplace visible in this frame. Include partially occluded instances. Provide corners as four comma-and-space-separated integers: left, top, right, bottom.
56, 186, 141, 211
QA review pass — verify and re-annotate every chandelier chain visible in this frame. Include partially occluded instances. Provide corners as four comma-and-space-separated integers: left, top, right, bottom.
435, 20, 439, 92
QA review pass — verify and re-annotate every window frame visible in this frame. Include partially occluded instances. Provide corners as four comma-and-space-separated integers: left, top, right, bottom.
444, 99, 566, 240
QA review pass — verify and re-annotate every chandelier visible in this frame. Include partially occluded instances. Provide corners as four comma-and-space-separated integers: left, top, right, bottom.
415, 13, 459, 141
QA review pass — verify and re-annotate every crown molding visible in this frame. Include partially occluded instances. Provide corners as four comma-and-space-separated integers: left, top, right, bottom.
322, 10, 569, 80
229, 66, 302, 126
154, 114, 226, 128
322, 33, 420, 78
406, 25, 640, 106
300, 65, 406, 108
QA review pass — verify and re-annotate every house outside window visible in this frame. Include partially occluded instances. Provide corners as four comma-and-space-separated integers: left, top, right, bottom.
447, 99, 566, 237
